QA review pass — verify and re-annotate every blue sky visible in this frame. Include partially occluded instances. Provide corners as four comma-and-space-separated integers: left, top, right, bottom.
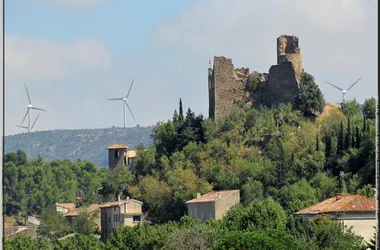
4, 0, 378, 135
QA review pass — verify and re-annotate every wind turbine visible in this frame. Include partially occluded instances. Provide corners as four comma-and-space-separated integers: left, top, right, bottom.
16, 84, 46, 132
108, 78, 136, 128
325, 77, 362, 102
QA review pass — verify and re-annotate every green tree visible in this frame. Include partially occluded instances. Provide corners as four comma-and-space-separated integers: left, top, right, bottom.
55, 234, 105, 250
294, 71, 325, 116
71, 211, 99, 235
37, 209, 71, 241
362, 97, 376, 120
179, 98, 184, 122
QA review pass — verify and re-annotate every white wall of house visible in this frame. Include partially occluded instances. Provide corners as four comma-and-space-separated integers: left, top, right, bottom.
344, 219, 376, 242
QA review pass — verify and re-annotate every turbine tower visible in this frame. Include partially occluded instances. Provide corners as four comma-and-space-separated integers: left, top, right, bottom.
108, 78, 136, 128
16, 84, 46, 132
325, 77, 362, 103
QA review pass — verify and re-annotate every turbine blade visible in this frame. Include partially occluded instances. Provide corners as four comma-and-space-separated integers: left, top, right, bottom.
31, 113, 40, 130
126, 101, 135, 121
24, 84, 32, 104
31, 107, 46, 112
126, 78, 134, 98
108, 98, 124, 101
21, 109, 29, 125
325, 81, 344, 91
346, 77, 362, 92
15, 125, 29, 129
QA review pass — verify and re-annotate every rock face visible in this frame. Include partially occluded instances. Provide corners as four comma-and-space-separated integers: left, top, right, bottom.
208, 34, 302, 120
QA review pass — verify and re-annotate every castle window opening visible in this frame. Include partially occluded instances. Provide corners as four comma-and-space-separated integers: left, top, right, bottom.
115, 150, 120, 159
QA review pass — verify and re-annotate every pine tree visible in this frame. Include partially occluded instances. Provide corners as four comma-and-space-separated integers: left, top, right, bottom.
355, 126, 361, 148
178, 98, 184, 122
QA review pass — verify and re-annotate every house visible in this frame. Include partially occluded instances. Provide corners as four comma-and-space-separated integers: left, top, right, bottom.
63, 204, 101, 231
106, 143, 137, 172
186, 190, 240, 221
295, 193, 376, 242
50, 203, 76, 214
99, 197, 144, 241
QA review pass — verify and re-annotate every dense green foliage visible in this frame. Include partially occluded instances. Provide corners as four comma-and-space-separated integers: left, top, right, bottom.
4, 85, 376, 249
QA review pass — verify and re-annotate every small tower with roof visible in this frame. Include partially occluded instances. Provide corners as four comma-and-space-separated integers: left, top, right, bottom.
106, 143, 129, 172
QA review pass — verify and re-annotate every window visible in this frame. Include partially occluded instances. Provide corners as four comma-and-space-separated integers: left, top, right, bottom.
201, 212, 204, 220
209, 213, 212, 219
109, 216, 111, 223
189, 208, 192, 217
133, 216, 141, 222
194, 208, 197, 217
115, 150, 120, 158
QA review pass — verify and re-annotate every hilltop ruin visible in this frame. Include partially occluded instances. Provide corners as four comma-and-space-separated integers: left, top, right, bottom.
208, 35, 302, 120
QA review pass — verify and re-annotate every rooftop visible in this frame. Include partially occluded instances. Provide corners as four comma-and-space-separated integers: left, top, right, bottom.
99, 199, 143, 208
295, 194, 376, 214
106, 143, 129, 150
56, 203, 76, 212
186, 190, 240, 204
63, 204, 100, 217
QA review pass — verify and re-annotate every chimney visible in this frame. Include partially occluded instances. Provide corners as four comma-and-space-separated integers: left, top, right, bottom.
336, 193, 342, 201
197, 193, 201, 199
217, 193, 221, 199
127, 196, 130, 200
117, 195, 121, 202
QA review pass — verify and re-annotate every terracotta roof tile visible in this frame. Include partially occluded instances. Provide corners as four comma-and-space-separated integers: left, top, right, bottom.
186, 190, 240, 204
106, 143, 129, 149
99, 199, 143, 208
56, 203, 76, 211
295, 194, 376, 214
63, 204, 100, 217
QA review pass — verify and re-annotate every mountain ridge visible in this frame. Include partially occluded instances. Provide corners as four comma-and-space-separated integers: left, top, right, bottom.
4, 126, 155, 167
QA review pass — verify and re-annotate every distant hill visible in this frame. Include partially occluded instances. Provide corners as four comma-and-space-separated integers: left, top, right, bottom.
4, 126, 155, 167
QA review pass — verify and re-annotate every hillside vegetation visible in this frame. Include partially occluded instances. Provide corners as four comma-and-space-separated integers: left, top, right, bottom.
4, 72, 377, 249
5, 126, 155, 167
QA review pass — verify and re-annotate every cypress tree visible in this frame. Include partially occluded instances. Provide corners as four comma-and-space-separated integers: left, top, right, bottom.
173, 109, 178, 123
351, 134, 355, 148
337, 121, 344, 156
325, 134, 331, 159
316, 134, 319, 151
344, 117, 351, 151
179, 98, 184, 122
363, 115, 366, 133
355, 126, 361, 148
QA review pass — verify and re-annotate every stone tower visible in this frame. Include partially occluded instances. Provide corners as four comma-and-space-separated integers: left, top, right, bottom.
208, 56, 247, 120
277, 35, 302, 84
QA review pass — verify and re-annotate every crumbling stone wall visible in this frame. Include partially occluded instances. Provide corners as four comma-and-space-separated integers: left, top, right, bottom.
208, 35, 303, 120
208, 56, 246, 120
277, 35, 302, 84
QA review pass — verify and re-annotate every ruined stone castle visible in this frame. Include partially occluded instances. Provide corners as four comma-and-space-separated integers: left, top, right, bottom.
208, 35, 302, 120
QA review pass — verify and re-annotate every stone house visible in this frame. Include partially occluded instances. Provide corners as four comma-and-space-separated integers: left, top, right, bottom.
63, 204, 101, 231
50, 203, 76, 214
106, 143, 137, 172
295, 194, 376, 242
186, 190, 240, 221
99, 197, 144, 242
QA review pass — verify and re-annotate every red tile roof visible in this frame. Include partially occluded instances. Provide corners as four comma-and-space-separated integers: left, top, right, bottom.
57, 203, 76, 212
295, 194, 376, 214
106, 143, 129, 149
186, 190, 240, 204
63, 204, 100, 217
127, 150, 137, 158
99, 199, 143, 208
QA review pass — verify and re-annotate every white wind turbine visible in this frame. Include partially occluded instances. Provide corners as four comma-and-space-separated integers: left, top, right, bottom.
108, 78, 136, 128
325, 77, 362, 103
16, 84, 46, 132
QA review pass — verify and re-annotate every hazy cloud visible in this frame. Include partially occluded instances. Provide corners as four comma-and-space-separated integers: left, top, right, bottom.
6, 34, 111, 85
154, 0, 377, 103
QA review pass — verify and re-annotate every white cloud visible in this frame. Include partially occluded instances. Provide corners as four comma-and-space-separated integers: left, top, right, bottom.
34, 0, 109, 10
154, 0, 377, 104
6, 34, 111, 84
